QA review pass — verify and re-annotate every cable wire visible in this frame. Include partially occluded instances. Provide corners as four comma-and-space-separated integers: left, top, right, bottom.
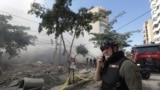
116, 9, 151, 31
0, 10, 39, 24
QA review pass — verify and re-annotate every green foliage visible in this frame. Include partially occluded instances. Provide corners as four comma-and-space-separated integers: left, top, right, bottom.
90, 11, 132, 49
28, 0, 109, 38
28, 0, 107, 58
0, 14, 36, 59
76, 44, 88, 57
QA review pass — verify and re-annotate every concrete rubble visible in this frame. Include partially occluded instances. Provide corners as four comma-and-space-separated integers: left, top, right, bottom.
0, 61, 95, 90
0, 62, 69, 90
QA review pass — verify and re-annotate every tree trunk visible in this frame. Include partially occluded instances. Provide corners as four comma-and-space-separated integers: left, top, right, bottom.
68, 32, 76, 59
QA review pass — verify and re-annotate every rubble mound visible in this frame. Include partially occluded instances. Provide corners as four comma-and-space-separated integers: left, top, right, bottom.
0, 62, 68, 89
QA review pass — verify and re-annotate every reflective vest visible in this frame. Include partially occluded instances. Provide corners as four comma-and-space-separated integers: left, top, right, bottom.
100, 57, 129, 90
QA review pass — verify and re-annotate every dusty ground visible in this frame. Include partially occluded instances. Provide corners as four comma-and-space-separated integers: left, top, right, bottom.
1, 62, 159, 90
0, 62, 69, 90
72, 80, 158, 90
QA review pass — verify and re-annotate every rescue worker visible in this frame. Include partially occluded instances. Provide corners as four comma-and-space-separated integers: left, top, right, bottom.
95, 38, 142, 90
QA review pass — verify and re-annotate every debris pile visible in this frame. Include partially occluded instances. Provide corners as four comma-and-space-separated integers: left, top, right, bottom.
0, 62, 69, 90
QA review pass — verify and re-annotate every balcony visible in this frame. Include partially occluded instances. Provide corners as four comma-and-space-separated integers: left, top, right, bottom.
153, 17, 160, 25
99, 18, 108, 24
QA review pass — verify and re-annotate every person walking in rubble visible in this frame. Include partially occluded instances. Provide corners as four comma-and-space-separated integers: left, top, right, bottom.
86, 57, 89, 66
93, 58, 97, 68
95, 38, 142, 90
89, 58, 93, 67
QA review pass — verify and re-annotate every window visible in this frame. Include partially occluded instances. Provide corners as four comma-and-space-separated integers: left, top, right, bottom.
154, 24, 158, 28
155, 31, 159, 35
156, 31, 159, 34
99, 23, 107, 33
158, 13, 160, 17
135, 46, 160, 54
153, 17, 157, 21
100, 27, 105, 33
157, 5, 159, 10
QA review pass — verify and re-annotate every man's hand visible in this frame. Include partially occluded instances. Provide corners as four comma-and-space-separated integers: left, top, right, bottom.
97, 55, 105, 69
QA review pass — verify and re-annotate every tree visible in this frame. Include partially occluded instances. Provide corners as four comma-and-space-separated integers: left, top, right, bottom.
0, 14, 36, 61
76, 44, 88, 57
28, 0, 109, 62
90, 11, 132, 49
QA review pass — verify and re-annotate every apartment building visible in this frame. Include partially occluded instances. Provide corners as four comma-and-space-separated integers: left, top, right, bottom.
88, 6, 109, 33
71, 6, 110, 58
150, 0, 160, 43
143, 19, 154, 44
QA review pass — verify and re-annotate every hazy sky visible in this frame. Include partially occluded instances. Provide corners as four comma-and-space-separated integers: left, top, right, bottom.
0, 0, 55, 47
0, 0, 151, 56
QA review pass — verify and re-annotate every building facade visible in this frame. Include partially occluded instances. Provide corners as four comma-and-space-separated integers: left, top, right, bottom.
143, 19, 154, 44
71, 6, 110, 59
150, 0, 160, 43
88, 6, 109, 33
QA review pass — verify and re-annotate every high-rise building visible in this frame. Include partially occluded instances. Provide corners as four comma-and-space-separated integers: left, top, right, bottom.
71, 6, 110, 58
150, 0, 160, 43
88, 6, 109, 33
143, 19, 154, 44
